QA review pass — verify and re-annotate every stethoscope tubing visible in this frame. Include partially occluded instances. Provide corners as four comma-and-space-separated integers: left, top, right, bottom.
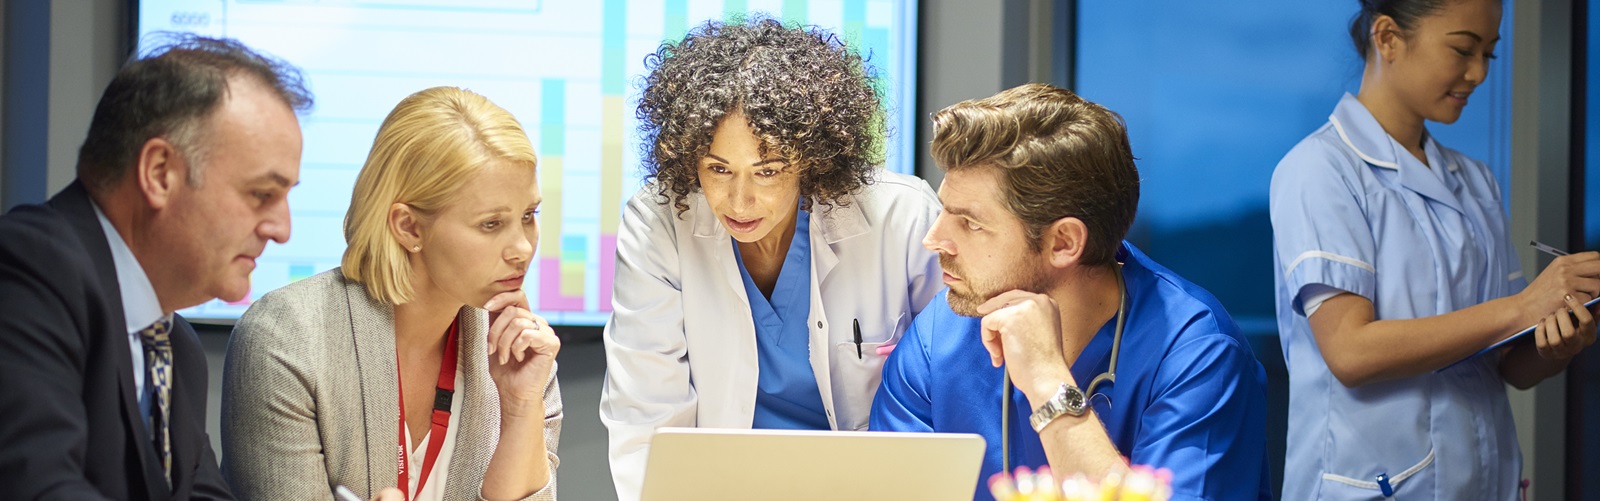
1001, 264, 1126, 472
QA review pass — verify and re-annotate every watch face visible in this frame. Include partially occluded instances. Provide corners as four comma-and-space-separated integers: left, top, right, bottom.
1065, 387, 1087, 414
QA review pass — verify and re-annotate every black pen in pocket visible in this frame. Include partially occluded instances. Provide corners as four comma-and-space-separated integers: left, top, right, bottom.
852, 319, 863, 359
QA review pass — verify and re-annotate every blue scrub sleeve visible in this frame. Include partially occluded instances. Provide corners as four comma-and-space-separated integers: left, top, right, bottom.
1269, 142, 1379, 315
869, 313, 936, 433
1130, 333, 1271, 501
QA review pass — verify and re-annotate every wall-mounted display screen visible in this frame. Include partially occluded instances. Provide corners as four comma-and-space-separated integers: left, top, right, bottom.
137, 0, 919, 325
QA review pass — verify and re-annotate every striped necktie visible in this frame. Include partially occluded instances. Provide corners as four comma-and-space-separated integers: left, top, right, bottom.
137, 317, 173, 484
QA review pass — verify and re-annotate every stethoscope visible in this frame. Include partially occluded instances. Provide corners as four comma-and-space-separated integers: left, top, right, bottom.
1000, 264, 1127, 472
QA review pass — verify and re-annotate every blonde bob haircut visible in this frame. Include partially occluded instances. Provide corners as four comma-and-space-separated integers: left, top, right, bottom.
341, 86, 538, 305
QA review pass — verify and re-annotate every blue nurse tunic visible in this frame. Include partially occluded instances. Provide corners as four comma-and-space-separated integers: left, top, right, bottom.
1270, 93, 1526, 500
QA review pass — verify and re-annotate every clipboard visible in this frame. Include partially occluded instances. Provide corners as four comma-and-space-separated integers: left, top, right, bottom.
1437, 295, 1600, 372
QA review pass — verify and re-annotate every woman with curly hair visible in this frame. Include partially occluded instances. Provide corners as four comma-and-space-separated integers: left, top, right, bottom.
599, 17, 943, 499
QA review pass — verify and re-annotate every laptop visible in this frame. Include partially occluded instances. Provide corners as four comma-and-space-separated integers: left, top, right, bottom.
640, 427, 987, 501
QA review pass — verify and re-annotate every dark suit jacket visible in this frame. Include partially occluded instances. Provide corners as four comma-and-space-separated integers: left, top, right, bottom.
0, 182, 233, 500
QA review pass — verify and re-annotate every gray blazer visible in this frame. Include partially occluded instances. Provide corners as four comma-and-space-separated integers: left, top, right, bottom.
221, 269, 560, 500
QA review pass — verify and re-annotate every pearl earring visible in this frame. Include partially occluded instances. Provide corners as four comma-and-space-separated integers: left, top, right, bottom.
412, 245, 421, 252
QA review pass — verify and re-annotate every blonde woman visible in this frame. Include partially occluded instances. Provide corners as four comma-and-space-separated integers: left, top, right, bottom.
222, 86, 561, 501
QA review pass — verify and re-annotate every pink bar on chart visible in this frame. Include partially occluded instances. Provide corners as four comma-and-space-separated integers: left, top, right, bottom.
599, 235, 617, 311
538, 258, 585, 311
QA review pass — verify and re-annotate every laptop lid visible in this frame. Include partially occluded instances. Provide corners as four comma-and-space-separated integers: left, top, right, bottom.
640, 427, 986, 501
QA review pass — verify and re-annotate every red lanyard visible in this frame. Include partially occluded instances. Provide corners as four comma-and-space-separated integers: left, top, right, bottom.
397, 318, 460, 500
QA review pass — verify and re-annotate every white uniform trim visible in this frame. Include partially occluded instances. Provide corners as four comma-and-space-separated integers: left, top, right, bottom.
1330, 116, 1399, 170
1284, 250, 1377, 279
1319, 448, 1436, 490
1330, 115, 1459, 173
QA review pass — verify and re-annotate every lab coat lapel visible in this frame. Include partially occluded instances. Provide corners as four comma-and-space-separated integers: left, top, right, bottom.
690, 199, 754, 312
805, 196, 869, 430
808, 205, 839, 429
809, 196, 869, 285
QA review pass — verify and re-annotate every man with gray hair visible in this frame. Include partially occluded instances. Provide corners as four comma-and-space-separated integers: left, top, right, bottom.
0, 35, 310, 499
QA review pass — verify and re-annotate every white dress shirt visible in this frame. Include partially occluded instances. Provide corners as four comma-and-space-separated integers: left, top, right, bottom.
91, 202, 167, 418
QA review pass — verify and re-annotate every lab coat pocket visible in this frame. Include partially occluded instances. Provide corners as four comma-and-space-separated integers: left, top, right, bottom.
1317, 448, 1436, 500
831, 313, 907, 430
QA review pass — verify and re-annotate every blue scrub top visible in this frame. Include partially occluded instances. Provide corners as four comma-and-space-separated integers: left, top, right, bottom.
734, 209, 829, 430
871, 242, 1271, 501
1270, 93, 1526, 501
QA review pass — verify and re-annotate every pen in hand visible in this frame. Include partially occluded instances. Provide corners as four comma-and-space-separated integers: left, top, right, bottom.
1530, 240, 1570, 257
1527, 240, 1594, 324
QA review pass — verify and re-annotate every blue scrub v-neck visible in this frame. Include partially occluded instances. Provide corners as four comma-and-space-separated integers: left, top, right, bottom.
733, 209, 829, 430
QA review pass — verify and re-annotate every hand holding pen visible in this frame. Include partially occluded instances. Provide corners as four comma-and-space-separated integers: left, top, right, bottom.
1521, 241, 1600, 317
1524, 241, 1600, 360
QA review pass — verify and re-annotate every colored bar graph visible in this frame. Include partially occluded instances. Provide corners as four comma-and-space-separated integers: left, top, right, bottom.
865, 26, 890, 97
843, 0, 865, 50
783, 0, 807, 24
290, 263, 316, 282
599, 0, 627, 311
538, 79, 584, 311
561, 235, 587, 297
665, 0, 688, 42
723, 0, 747, 22
162, 0, 914, 326
600, 235, 617, 312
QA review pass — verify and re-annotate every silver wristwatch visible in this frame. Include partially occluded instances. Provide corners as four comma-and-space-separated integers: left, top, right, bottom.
1029, 383, 1088, 432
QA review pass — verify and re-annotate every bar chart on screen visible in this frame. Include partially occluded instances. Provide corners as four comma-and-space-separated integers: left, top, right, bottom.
138, 0, 917, 326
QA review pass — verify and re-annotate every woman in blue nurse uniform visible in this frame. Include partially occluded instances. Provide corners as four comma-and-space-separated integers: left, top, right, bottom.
598, 17, 943, 501
1270, 0, 1600, 499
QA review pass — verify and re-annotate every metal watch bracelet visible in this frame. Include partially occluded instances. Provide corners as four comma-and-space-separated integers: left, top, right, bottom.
1029, 383, 1088, 432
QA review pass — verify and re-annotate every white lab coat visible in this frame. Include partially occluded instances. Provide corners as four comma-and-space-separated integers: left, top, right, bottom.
599, 170, 944, 500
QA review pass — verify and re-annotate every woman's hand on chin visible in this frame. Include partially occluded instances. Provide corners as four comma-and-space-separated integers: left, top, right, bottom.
484, 289, 559, 418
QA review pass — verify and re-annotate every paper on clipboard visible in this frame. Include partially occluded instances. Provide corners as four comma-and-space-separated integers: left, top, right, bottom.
1437, 295, 1600, 372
